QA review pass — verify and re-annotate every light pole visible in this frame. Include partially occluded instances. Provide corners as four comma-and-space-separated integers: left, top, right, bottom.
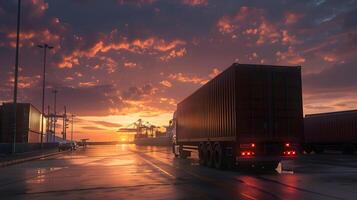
53, 89, 58, 142
71, 114, 75, 141
37, 43, 53, 148
12, 0, 22, 154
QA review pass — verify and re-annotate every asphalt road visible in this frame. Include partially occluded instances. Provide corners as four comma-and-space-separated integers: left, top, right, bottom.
0, 145, 356, 200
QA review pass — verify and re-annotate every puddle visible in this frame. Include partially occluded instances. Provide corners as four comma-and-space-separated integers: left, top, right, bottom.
25, 167, 65, 184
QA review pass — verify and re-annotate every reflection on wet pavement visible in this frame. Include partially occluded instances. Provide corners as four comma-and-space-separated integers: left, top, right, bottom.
0, 144, 356, 199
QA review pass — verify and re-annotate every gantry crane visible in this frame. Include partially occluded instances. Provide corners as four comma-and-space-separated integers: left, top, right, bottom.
117, 119, 158, 139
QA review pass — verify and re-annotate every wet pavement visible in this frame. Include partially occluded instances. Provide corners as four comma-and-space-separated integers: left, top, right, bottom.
0, 144, 356, 200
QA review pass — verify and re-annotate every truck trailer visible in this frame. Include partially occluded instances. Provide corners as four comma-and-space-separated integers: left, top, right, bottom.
303, 110, 357, 154
172, 63, 303, 169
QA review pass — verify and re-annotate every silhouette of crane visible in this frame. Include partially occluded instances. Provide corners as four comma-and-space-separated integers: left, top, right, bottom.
117, 119, 157, 139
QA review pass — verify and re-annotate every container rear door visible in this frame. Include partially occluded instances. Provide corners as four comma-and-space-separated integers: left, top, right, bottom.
236, 66, 303, 143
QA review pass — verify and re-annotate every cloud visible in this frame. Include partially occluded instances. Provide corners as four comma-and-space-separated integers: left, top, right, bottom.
208, 68, 220, 78
303, 60, 357, 91
46, 84, 123, 116
160, 80, 172, 88
91, 121, 122, 128
78, 80, 100, 87
217, 17, 235, 34
160, 48, 187, 61
217, 6, 298, 46
276, 46, 305, 64
58, 37, 186, 69
122, 84, 158, 101
81, 126, 106, 131
284, 12, 303, 25
182, 0, 208, 7
168, 73, 207, 85
124, 62, 137, 68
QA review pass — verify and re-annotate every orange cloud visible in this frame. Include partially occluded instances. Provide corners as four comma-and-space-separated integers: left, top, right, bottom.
59, 37, 186, 68
6, 29, 61, 50
7, 75, 41, 89
7, 32, 35, 40
217, 17, 235, 34
79, 80, 99, 87
322, 54, 337, 62
285, 12, 303, 25
217, 6, 298, 46
160, 80, 172, 88
256, 21, 281, 45
276, 46, 305, 64
282, 30, 298, 45
154, 39, 186, 51
208, 68, 221, 78
124, 62, 137, 68
160, 48, 187, 61
169, 73, 207, 85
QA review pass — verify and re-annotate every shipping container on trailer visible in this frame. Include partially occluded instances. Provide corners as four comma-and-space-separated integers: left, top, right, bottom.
303, 110, 357, 154
172, 63, 303, 170
0, 103, 43, 143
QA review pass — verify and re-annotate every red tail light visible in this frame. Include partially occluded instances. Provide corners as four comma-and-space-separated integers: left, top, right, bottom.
283, 150, 296, 156
283, 142, 296, 156
240, 151, 255, 157
240, 143, 256, 148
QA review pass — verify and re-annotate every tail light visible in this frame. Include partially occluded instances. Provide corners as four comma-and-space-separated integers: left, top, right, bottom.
240, 143, 256, 157
283, 150, 296, 156
240, 143, 256, 148
241, 150, 255, 157
283, 142, 296, 156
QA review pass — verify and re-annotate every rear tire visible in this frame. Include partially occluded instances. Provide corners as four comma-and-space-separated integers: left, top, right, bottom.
198, 143, 205, 165
213, 142, 224, 169
205, 142, 214, 167
179, 145, 187, 159
303, 144, 313, 154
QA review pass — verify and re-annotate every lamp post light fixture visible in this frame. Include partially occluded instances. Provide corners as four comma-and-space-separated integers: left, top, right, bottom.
37, 43, 54, 148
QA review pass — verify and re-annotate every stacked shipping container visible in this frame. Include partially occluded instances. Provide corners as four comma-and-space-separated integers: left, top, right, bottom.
0, 103, 43, 143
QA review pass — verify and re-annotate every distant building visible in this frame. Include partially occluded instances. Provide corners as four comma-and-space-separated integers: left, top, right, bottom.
0, 103, 45, 143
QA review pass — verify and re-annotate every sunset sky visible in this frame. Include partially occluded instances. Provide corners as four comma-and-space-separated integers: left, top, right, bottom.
1, 0, 356, 141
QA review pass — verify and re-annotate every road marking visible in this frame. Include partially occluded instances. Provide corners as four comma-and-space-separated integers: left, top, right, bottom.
241, 192, 258, 200
18, 183, 184, 196
137, 154, 176, 179
133, 149, 270, 200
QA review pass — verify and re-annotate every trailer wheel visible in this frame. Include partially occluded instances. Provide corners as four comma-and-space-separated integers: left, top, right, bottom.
198, 143, 205, 165
213, 142, 224, 169
303, 145, 313, 154
205, 142, 214, 167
